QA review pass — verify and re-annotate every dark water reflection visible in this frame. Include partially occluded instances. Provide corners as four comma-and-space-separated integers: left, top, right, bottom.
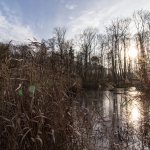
79, 87, 142, 126
75, 87, 149, 149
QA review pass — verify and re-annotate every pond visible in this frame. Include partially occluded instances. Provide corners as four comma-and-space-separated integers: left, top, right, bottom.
73, 87, 150, 150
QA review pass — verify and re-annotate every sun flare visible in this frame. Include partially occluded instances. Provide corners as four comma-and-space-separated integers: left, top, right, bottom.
128, 48, 138, 58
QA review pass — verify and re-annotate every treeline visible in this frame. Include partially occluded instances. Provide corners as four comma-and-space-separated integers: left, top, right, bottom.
1, 9, 150, 89
38, 9, 150, 88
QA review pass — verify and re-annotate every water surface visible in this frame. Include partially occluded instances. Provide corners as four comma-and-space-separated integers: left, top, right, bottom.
74, 87, 149, 149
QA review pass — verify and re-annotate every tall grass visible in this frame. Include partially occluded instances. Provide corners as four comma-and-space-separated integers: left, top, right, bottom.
1, 41, 150, 150
0, 41, 81, 150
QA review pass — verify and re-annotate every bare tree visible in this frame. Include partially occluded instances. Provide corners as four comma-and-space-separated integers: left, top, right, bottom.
105, 18, 131, 85
53, 27, 67, 59
76, 27, 97, 81
133, 9, 150, 84
97, 34, 107, 78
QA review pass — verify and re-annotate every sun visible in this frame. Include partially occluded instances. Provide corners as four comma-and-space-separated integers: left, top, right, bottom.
128, 47, 138, 58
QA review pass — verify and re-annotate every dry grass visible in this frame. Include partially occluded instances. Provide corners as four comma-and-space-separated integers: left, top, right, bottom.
1, 41, 150, 150
0, 41, 80, 150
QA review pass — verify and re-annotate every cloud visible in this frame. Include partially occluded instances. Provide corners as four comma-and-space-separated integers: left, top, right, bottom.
67, 10, 101, 36
65, 0, 150, 40
66, 4, 77, 10
66, 1, 133, 39
0, 11, 38, 43
68, 16, 74, 20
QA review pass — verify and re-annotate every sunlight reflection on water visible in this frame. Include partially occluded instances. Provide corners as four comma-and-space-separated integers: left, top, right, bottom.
131, 101, 139, 121
76, 87, 146, 149
123, 88, 142, 128
101, 87, 142, 127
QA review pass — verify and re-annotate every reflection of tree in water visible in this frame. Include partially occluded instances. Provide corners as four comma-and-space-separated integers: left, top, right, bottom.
73, 88, 150, 149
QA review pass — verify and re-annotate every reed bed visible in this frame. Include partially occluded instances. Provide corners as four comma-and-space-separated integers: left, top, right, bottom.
0, 41, 150, 150
0, 41, 80, 150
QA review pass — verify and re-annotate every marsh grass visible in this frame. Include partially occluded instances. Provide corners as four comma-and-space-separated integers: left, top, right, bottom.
0, 41, 81, 150
1, 41, 150, 150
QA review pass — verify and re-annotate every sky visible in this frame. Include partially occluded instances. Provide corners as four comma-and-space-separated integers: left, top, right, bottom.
0, 0, 150, 43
